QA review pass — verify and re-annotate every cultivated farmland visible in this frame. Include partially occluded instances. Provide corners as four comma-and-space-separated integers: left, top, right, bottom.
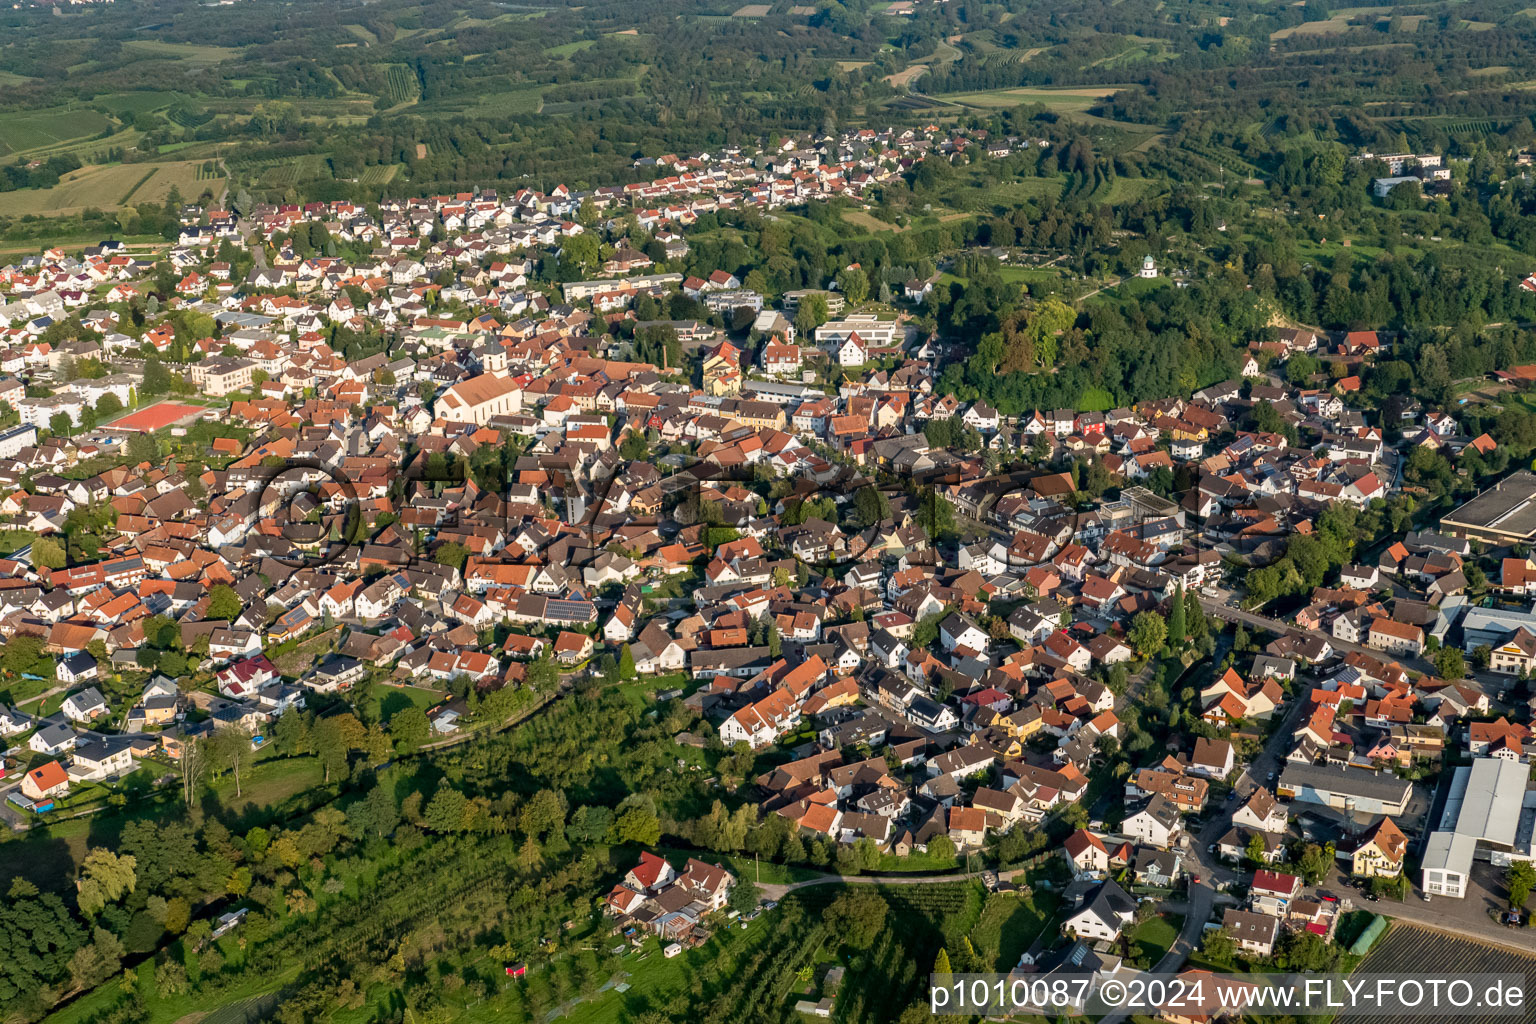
0, 160, 223, 217
0, 106, 113, 157
1335, 925, 1536, 1024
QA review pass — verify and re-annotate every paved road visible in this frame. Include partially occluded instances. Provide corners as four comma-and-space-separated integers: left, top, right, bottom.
1096, 881, 1217, 1024
1198, 594, 1439, 678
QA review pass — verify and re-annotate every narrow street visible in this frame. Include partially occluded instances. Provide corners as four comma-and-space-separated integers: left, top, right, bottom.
1198, 592, 1442, 680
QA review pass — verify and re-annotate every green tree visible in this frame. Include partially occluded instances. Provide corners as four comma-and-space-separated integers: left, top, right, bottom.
794, 293, 830, 336
526, 652, 559, 691
48, 411, 72, 437
313, 713, 367, 782
852, 484, 891, 528
1128, 611, 1168, 658
31, 536, 66, 570
824, 889, 888, 946
206, 584, 242, 622
1167, 585, 1187, 647
142, 356, 171, 396
423, 784, 469, 833
1, 633, 46, 676
614, 807, 661, 846
1508, 860, 1536, 909
619, 431, 648, 461
837, 268, 869, 306
618, 644, 637, 680
1433, 645, 1466, 680
74, 849, 137, 917
435, 542, 470, 573
211, 727, 255, 798
1201, 927, 1237, 964
728, 878, 760, 916
0, 886, 84, 1010
390, 707, 430, 750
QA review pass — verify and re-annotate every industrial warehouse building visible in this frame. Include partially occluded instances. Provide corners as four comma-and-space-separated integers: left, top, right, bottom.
1460, 606, 1536, 653
1276, 762, 1414, 817
1421, 758, 1536, 899
1441, 471, 1536, 546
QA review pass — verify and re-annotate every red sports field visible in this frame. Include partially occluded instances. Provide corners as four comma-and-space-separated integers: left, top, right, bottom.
108, 402, 208, 432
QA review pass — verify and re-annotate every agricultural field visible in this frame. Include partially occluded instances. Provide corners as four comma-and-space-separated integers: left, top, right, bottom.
438, 86, 546, 117
0, 164, 149, 216
841, 208, 905, 233
382, 64, 421, 106
94, 90, 186, 116
0, 159, 223, 217
1271, 6, 1391, 39
936, 85, 1129, 113
1335, 925, 1536, 1024
120, 39, 245, 64
0, 106, 113, 157
884, 64, 929, 87
256, 153, 333, 189
970, 176, 1069, 207
359, 163, 404, 186
126, 160, 225, 206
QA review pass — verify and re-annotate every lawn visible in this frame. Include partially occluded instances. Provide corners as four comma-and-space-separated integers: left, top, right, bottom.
218, 754, 325, 818
612, 670, 693, 711
360, 681, 443, 725
1129, 912, 1184, 965
968, 891, 1061, 970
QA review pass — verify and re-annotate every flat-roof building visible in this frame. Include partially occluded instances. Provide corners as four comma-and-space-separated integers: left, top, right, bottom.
1460, 605, 1536, 653
1441, 471, 1536, 546
1421, 758, 1536, 898
1277, 761, 1413, 817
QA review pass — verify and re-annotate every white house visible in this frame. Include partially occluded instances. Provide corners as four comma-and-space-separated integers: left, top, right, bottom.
837, 334, 868, 367
29, 719, 77, 755
70, 737, 135, 781
60, 686, 108, 723
1123, 794, 1181, 849
1232, 788, 1288, 833
56, 652, 98, 686
938, 612, 989, 654
1063, 879, 1137, 942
